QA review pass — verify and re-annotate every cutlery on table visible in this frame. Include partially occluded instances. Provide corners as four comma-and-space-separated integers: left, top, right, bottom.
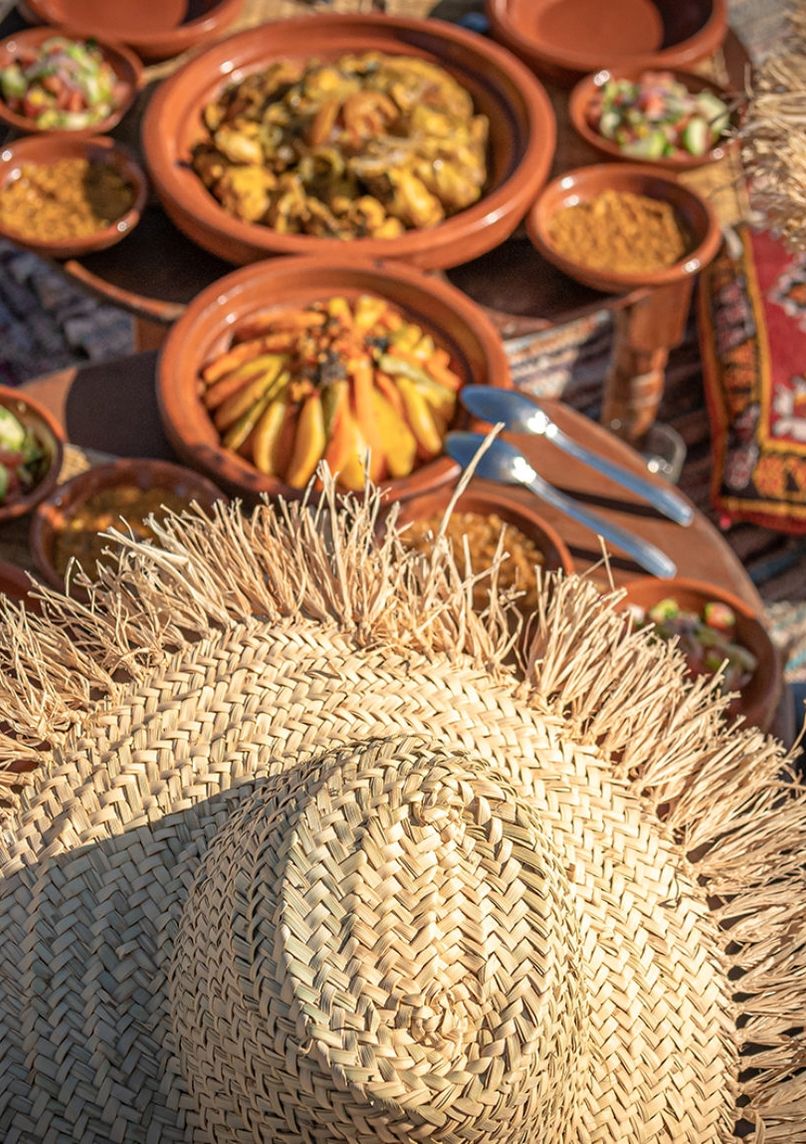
460, 386, 693, 528
445, 431, 677, 580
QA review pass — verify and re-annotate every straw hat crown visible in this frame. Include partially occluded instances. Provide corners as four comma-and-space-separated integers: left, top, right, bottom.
172, 738, 589, 1141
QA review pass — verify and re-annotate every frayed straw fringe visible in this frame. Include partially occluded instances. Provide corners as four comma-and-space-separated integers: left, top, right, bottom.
740, 5, 806, 252
0, 471, 804, 1138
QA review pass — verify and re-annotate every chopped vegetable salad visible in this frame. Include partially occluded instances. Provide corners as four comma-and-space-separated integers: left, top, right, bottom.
587, 71, 731, 160
0, 36, 122, 131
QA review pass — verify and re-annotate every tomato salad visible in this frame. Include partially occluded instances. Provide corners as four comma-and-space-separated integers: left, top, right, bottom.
0, 37, 123, 131
630, 597, 758, 694
587, 71, 731, 161
0, 406, 49, 504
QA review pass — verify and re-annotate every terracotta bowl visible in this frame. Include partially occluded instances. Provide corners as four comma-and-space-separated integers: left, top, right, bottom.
141, 12, 556, 270
394, 480, 574, 577
526, 162, 722, 294
0, 26, 141, 137
0, 385, 64, 525
23, 0, 244, 61
29, 457, 226, 590
157, 255, 512, 505
569, 67, 739, 171
0, 133, 147, 258
486, 0, 728, 87
621, 576, 782, 730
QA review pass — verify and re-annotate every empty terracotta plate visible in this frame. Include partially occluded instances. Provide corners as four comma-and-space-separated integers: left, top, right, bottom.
569, 67, 739, 171
486, 0, 728, 86
0, 27, 141, 137
141, 13, 556, 270
527, 163, 722, 294
24, 0, 244, 61
0, 134, 147, 258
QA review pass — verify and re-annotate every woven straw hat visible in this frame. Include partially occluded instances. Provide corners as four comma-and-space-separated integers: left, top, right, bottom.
0, 484, 804, 1143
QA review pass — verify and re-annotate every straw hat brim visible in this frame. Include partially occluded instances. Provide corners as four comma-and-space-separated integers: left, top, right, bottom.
0, 488, 802, 1141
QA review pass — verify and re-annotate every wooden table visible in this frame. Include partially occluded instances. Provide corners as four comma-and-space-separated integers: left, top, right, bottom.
20, 351, 762, 606
0, 2, 751, 442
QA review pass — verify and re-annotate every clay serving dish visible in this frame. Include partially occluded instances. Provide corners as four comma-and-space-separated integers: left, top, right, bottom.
0, 26, 141, 137
157, 255, 512, 504
23, 0, 244, 62
526, 162, 721, 294
0, 560, 37, 607
569, 67, 739, 171
0, 133, 147, 258
0, 384, 64, 525
141, 13, 556, 270
30, 457, 226, 590
621, 576, 782, 731
486, 0, 728, 87
394, 480, 574, 578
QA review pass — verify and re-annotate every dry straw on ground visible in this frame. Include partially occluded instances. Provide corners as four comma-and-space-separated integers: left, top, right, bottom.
740, 5, 806, 251
0, 475, 803, 1141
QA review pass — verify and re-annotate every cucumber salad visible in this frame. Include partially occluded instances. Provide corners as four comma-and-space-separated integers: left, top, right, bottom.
587, 71, 731, 160
630, 597, 757, 695
0, 37, 122, 131
0, 406, 48, 504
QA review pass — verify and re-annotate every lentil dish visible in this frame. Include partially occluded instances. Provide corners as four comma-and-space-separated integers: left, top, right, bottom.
53, 484, 195, 578
547, 189, 688, 274
0, 157, 134, 242
403, 510, 545, 613
192, 52, 489, 238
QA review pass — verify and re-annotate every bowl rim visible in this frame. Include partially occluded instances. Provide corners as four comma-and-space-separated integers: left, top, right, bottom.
485, 0, 728, 76
619, 574, 782, 728
393, 480, 576, 578
29, 456, 227, 589
141, 11, 557, 267
0, 383, 66, 523
568, 66, 739, 170
0, 132, 148, 257
156, 253, 513, 502
0, 557, 36, 603
24, 0, 245, 55
0, 26, 142, 137
525, 161, 723, 291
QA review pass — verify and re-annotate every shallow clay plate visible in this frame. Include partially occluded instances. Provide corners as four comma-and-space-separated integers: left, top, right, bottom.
141, 13, 556, 270
24, 0, 244, 61
30, 457, 226, 590
0, 133, 147, 258
0, 26, 141, 137
486, 0, 728, 86
526, 162, 722, 294
569, 67, 739, 171
156, 256, 512, 505
621, 576, 782, 730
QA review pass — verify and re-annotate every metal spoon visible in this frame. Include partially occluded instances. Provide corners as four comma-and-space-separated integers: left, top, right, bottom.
461, 386, 693, 527
445, 431, 677, 580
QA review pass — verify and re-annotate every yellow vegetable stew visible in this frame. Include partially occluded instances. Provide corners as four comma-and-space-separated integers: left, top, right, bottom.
199, 293, 463, 490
